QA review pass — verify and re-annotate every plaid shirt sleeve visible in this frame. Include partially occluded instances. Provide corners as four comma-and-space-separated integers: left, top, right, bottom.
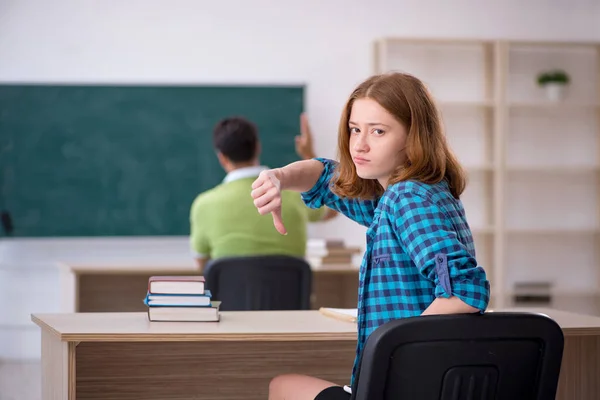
301, 158, 376, 227
393, 191, 490, 312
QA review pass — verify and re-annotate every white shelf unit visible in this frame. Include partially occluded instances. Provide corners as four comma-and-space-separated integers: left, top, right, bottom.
374, 38, 600, 309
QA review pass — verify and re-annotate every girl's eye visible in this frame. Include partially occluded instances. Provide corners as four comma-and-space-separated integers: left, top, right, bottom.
349, 127, 360, 134
373, 129, 385, 135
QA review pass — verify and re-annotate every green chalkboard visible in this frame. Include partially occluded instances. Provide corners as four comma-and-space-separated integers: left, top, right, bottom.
0, 84, 304, 237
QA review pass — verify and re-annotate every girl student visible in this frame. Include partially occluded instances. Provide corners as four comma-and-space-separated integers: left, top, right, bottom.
251, 72, 491, 400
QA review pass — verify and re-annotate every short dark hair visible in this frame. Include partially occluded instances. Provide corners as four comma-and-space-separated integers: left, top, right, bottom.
212, 117, 259, 163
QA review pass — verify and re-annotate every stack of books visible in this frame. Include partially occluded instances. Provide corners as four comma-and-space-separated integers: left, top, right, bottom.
144, 275, 220, 322
306, 239, 362, 269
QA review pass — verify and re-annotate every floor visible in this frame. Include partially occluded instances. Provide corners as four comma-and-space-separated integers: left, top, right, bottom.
0, 361, 40, 400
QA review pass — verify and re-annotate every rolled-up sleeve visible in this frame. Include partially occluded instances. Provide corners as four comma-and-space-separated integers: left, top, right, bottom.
301, 158, 377, 227
394, 191, 490, 312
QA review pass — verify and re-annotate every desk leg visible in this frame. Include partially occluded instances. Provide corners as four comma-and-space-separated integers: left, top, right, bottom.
556, 335, 600, 400
41, 331, 76, 400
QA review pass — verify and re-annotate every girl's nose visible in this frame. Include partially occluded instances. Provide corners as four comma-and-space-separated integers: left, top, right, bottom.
353, 133, 369, 152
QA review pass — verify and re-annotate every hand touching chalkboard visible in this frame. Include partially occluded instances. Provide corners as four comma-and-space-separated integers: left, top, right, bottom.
295, 113, 316, 160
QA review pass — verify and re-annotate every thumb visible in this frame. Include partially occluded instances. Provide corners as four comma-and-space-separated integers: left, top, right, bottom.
271, 208, 287, 235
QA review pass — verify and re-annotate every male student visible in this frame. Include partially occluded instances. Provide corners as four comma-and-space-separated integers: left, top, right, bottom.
190, 114, 336, 270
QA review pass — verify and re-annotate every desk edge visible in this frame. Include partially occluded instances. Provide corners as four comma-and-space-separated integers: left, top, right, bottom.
59, 332, 358, 342
31, 314, 64, 339
44, 328, 600, 342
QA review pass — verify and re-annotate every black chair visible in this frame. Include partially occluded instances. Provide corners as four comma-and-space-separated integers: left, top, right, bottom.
351, 311, 564, 400
203, 255, 312, 311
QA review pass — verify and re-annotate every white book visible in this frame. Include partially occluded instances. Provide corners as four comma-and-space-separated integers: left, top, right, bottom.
148, 301, 221, 322
319, 307, 358, 323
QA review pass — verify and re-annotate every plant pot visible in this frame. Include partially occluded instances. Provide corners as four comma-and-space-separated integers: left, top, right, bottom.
543, 83, 567, 102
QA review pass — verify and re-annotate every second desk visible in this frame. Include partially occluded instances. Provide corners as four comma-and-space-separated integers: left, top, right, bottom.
58, 262, 359, 312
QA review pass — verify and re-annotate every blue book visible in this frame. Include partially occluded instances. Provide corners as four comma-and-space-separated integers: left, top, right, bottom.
144, 290, 212, 307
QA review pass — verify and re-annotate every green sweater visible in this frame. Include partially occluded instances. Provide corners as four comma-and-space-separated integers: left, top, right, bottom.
190, 173, 324, 260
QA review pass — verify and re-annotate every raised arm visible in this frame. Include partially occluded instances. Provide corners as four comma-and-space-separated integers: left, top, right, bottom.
300, 158, 376, 226
280, 159, 326, 192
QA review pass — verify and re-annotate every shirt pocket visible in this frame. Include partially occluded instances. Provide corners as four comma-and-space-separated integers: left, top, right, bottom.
372, 253, 391, 264
363, 252, 391, 302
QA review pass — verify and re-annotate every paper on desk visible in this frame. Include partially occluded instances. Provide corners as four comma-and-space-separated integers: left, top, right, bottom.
319, 307, 358, 322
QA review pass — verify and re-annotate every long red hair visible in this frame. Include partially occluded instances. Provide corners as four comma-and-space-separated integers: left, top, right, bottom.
332, 72, 466, 200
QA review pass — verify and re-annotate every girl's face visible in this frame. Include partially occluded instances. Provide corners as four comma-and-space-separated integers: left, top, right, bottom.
348, 98, 408, 189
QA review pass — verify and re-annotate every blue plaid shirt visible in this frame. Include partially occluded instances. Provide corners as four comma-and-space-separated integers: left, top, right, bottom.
301, 158, 490, 384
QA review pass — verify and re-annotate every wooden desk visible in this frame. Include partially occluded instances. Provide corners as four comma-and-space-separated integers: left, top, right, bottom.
33, 308, 600, 400
34, 310, 357, 400
58, 262, 359, 313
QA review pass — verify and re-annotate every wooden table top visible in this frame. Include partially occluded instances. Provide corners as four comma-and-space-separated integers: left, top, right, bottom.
32, 307, 600, 343
31, 310, 358, 342
489, 307, 600, 336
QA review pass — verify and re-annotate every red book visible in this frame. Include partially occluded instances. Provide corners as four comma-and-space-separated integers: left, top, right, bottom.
148, 276, 205, 295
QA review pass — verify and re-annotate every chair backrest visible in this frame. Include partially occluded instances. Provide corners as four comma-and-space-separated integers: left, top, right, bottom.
203, 255, 312, 311
351, 312, 564, 400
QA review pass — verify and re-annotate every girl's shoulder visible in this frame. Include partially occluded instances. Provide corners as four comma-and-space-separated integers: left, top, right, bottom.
385, 179, 451, 203
381, 179, 466, 222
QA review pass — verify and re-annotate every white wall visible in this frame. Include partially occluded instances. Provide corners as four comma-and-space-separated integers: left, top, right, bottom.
1, 0, 600, 247
0, 0, 599, 359
2, 0, 599, 247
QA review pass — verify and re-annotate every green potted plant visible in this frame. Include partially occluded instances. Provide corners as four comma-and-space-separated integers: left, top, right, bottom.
537, 69, 570, 101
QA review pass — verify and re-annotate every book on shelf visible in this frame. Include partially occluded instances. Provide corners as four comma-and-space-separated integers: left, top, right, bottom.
307, 254, 356, 267
306, 239, 362, 268
148, 275, 205, 295
513, 281, 553, 303
307, 238, 345, 250
308, 246, 363, 257
148, 301, 221, 322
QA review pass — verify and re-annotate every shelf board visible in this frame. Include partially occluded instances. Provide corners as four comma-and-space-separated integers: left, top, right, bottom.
465, 164, 494, 172
472, 226, 495, 235
379, 37, 495, 46
507, 40, 600, 49
507, 166, 600, 173
437, 100, 495, 108
504, 290, 600, 298
508, 101, 600, 110
506, 228, 600, 235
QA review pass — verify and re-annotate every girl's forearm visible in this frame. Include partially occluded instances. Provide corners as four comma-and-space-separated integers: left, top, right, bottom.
278, 159, 324, 193
421, 296, 479, 316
